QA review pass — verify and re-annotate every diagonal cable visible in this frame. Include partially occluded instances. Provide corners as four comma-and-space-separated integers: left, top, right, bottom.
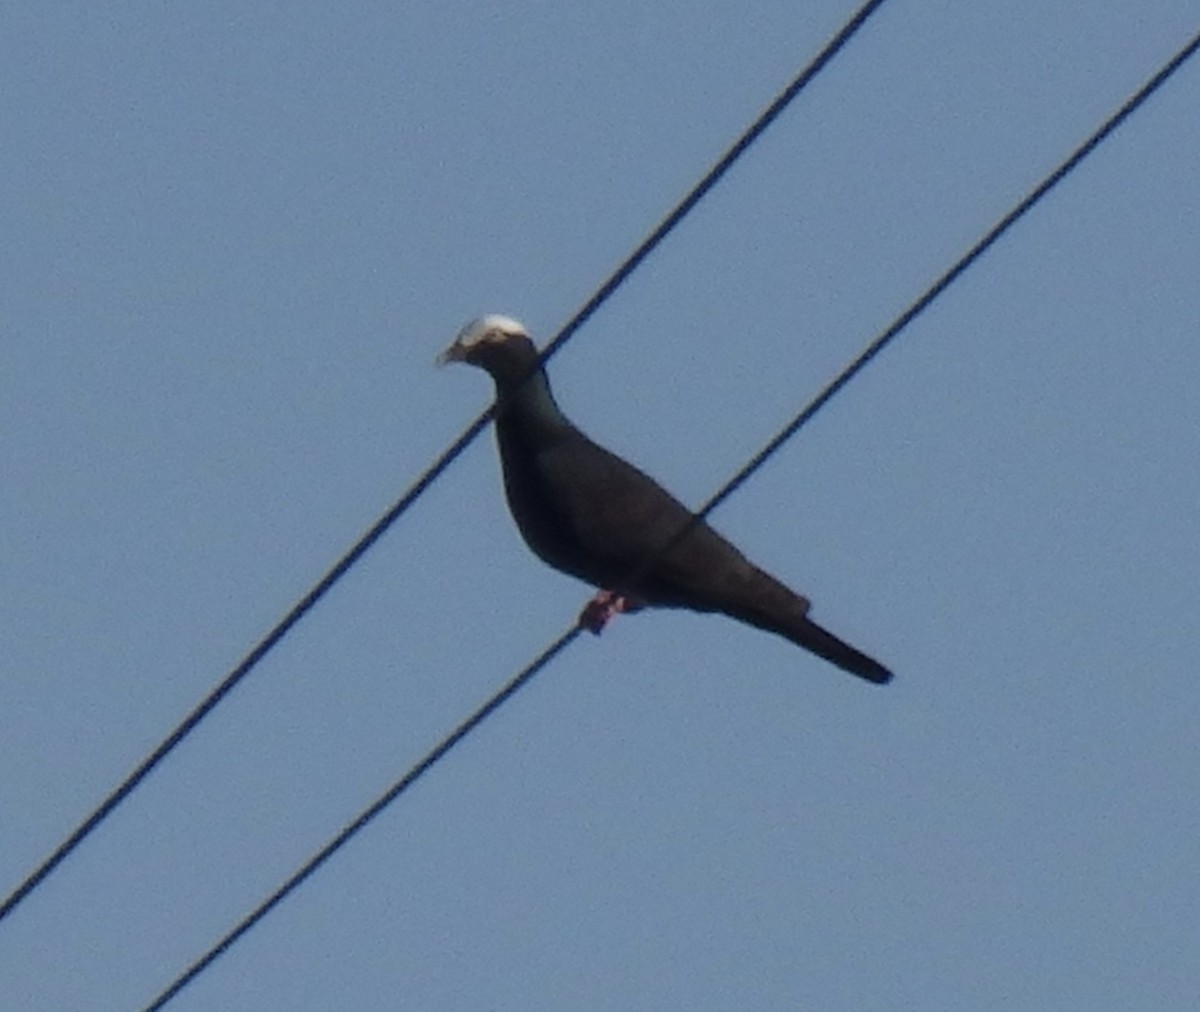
143, 629, 581, 1012
144, 26, 1200, 1009
0, 0, 890, 926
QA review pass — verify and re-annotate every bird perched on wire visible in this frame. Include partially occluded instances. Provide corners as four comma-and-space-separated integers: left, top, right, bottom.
438, 314, 891, 685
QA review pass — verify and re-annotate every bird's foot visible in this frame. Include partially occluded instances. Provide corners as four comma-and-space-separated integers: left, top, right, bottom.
578, 589, 643, 635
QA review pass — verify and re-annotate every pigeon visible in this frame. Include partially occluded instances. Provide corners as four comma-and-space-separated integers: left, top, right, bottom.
438, 314, 892, 685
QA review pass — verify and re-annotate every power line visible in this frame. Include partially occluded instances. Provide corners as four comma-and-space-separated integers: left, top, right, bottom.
144, 629, 581, 1012
144, 26, 1200, 1010
0, 0, 890, 927
696, 26, 1200, 523
536, 0, 890, 366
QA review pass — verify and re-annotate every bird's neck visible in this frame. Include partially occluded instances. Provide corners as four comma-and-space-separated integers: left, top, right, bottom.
495, 369, 575, 444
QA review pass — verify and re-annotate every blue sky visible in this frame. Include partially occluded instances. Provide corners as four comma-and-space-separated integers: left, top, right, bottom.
3, 3, 1199, 1009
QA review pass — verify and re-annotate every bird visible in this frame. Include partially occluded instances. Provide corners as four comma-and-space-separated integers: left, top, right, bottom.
437, 314, 892, 685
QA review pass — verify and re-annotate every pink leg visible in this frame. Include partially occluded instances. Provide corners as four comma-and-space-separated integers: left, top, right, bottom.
578, 589, 643, 635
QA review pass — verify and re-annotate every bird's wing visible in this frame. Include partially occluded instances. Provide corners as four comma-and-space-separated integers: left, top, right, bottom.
532, 433, 777, 610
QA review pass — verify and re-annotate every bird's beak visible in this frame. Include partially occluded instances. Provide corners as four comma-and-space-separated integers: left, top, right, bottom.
435, 341, 467, 367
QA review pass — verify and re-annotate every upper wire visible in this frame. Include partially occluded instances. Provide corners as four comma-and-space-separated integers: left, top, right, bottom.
144, 26, 1200, 1010
0, 0, 891, 926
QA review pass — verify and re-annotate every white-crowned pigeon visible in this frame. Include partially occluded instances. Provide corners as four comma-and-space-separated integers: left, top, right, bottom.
438, 314, 891, 685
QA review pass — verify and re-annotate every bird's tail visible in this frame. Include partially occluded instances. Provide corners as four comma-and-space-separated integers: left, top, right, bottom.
705, 563, 892, 684
783, 614, 892, 684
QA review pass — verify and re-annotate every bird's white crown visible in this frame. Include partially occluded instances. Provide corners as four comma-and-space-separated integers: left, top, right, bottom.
454, 314, 529, 348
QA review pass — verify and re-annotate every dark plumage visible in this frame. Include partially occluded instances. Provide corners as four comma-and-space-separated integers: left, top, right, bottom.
438, 315, 892, 685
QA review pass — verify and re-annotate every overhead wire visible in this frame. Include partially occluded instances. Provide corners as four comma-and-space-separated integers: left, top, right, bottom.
0, 0, 891, 926
143, 25, 1200, 1011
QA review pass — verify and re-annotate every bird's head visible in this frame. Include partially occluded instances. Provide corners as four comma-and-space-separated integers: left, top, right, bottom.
437, 314, 541, 387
